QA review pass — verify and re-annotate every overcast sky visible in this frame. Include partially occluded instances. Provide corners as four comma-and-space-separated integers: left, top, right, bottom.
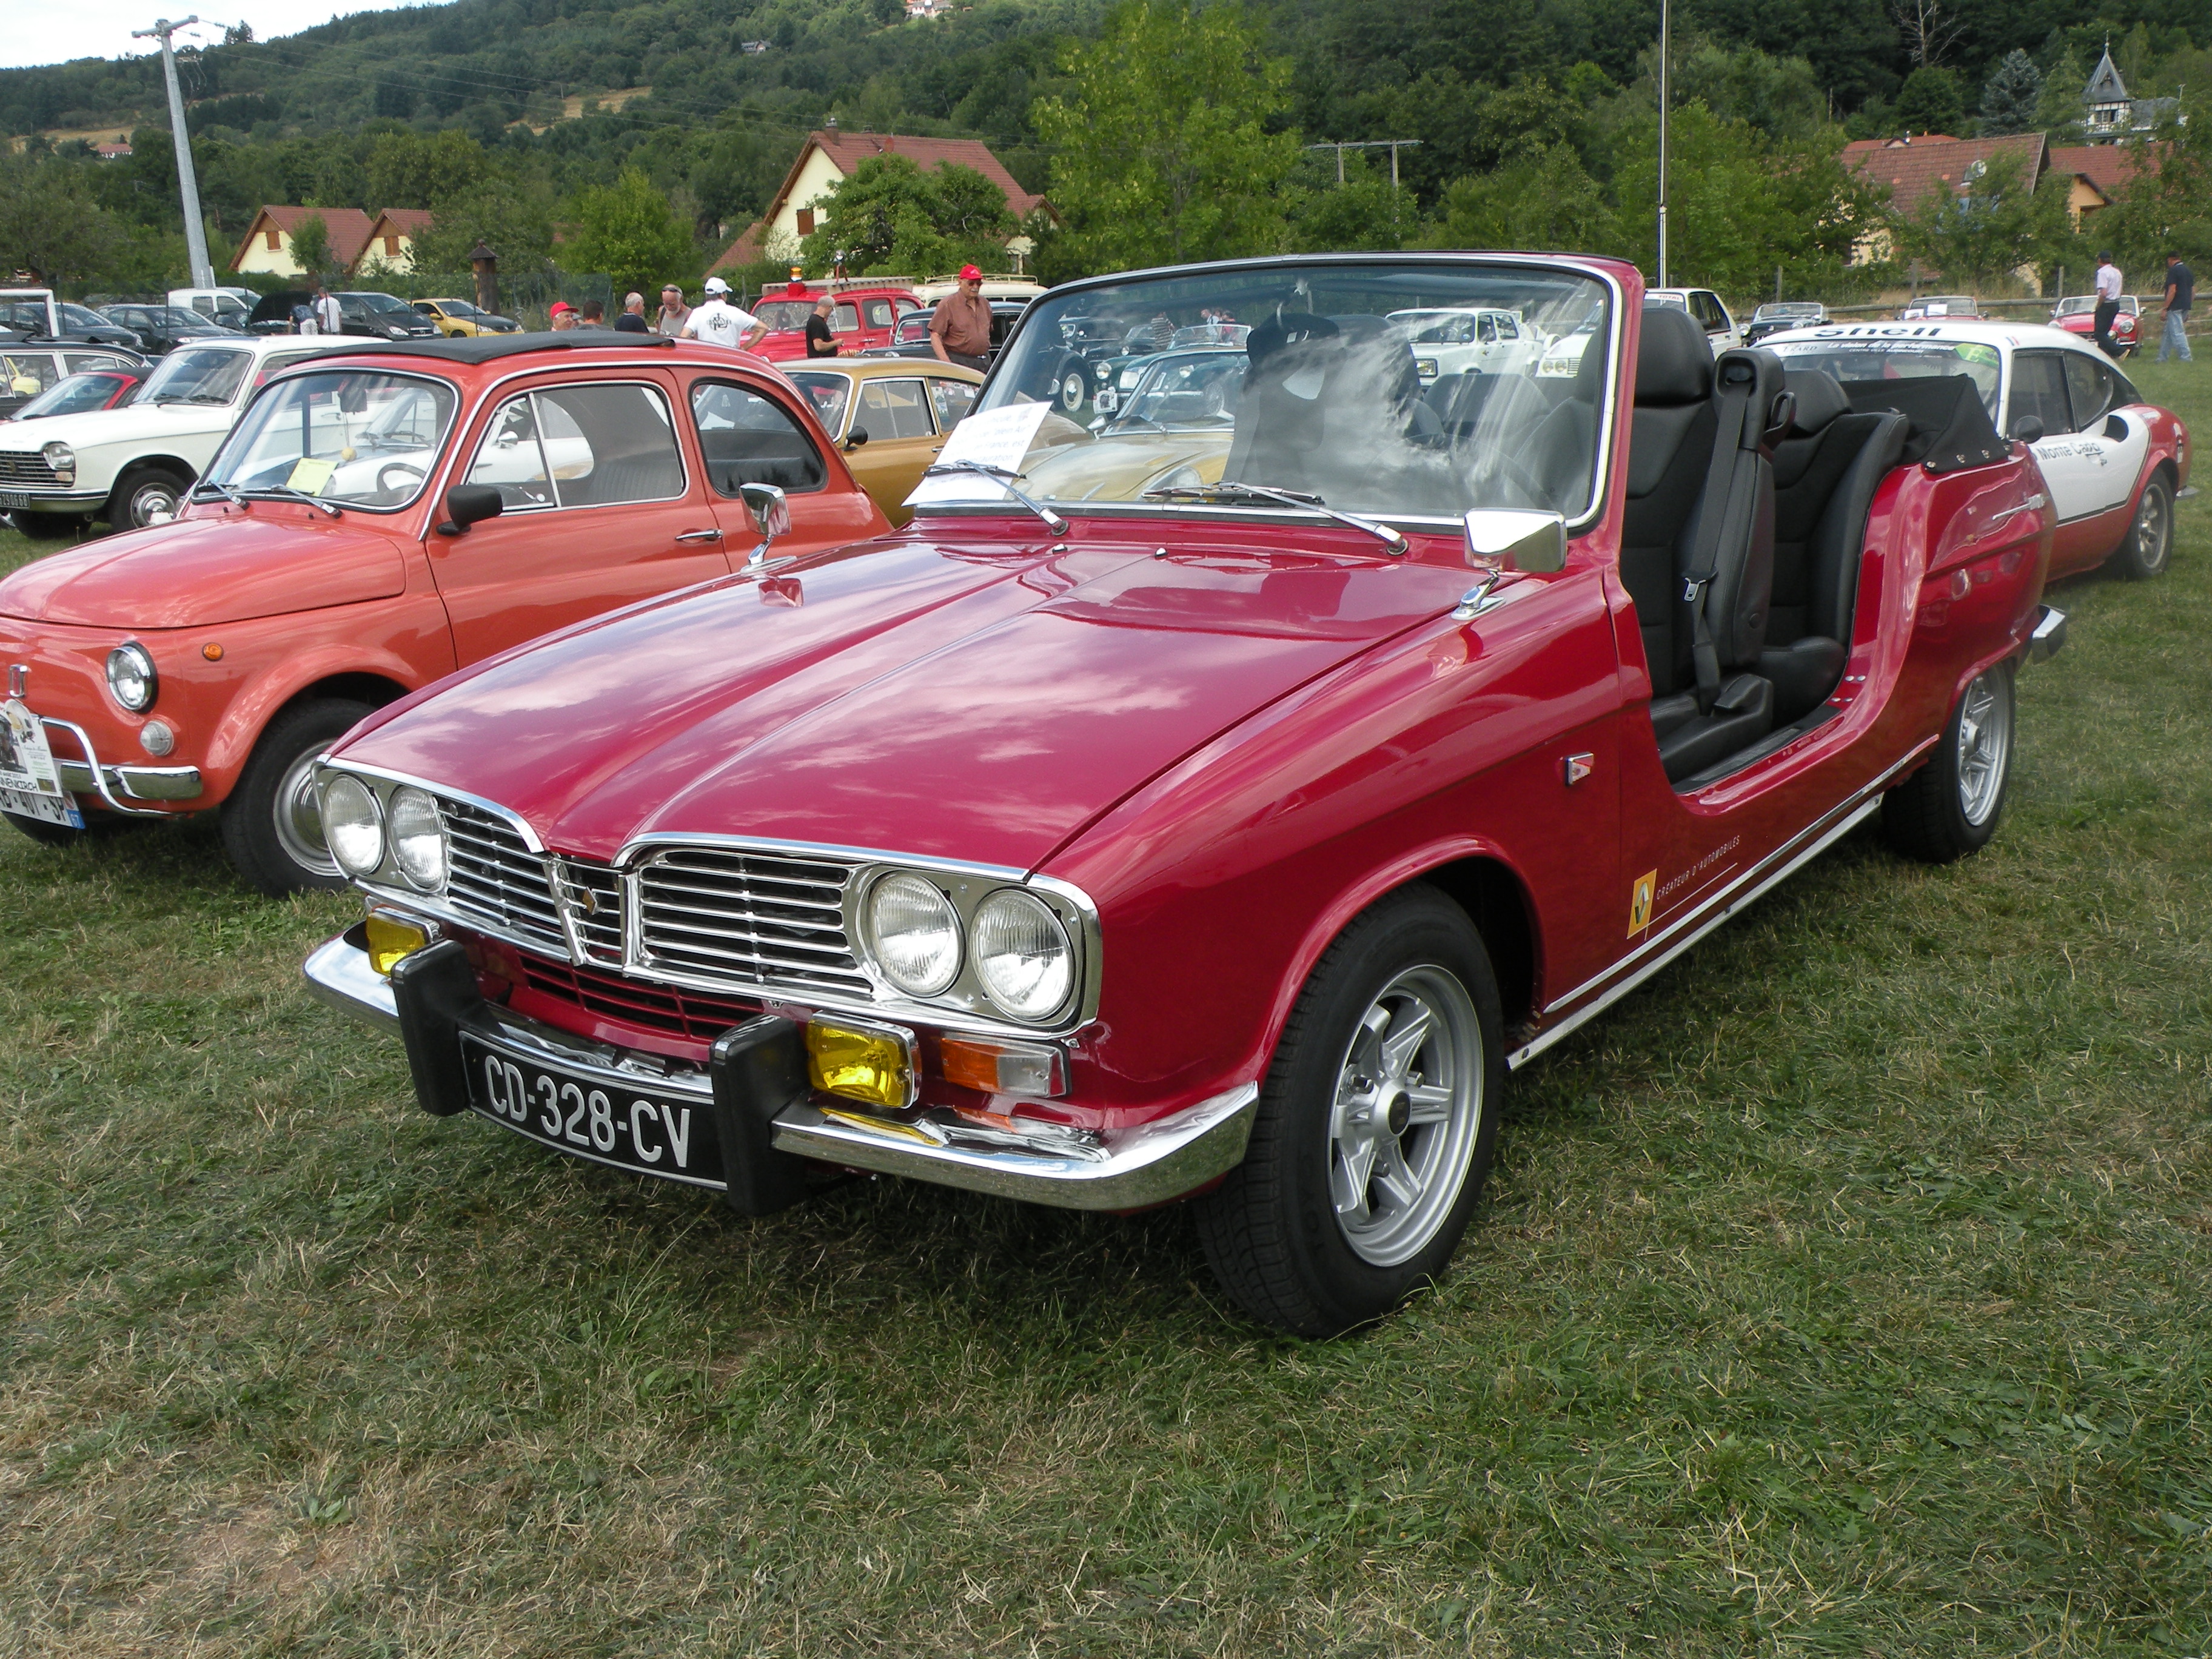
5, 2, 439, 75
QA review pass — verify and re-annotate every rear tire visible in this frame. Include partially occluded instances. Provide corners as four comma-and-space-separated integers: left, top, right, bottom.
7, 510, 84, 540
106, 465, 191, 531
1883, 662, 2014, 863
219, 697, 374, 896
1194, 885, 1504, 1338
2113, 472, 2173, 580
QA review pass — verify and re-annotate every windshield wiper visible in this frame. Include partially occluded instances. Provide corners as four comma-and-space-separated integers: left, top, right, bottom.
238, 484, 343, 518
190, 479, 246, 508
1141, 482, 1409, 555
920, 460, 1068, 534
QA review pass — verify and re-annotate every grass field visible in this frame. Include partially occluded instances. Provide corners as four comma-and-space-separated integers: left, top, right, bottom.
2, 364, 2208, 1657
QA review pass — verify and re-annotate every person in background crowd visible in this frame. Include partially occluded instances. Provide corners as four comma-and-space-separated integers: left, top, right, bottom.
549, 300, 578, 331
614, 292, 650, 333
2159, 252, 2194, 363
2093, 250, 2123, 358
578, 299, 607, 328
679, 276, 768, 352
804, 293, 840, 357
303, 276, 342, 336
930, 264, 991, 371
655, 284, 691, 335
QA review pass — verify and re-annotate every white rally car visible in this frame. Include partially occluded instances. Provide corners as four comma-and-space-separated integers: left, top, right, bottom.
1759, 318, 2190, 581
0, 335, 350, 535
1389, 307, 1546, 383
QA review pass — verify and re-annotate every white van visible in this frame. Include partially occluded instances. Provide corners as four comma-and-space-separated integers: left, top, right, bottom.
169, 287, 259, 329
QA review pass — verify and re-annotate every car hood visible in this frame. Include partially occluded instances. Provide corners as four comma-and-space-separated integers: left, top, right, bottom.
0, 402, 232, 453
0, 511, 409, 628
337, 532, 1476, 873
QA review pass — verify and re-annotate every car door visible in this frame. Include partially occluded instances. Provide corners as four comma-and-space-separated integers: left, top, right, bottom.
429, 374, 735, 663
2011, 349, 2115, 572
842, 375, 944, 523
683, 372, 885, 554
856, 296, 899, 352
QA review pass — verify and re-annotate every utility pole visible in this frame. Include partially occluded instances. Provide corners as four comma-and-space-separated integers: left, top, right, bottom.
132, 16, 215, 290
1656, 0, 1669, 287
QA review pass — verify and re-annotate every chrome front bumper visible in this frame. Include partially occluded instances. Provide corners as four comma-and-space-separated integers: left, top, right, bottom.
303, 929, 1258, 1213
32, 714, 203, 816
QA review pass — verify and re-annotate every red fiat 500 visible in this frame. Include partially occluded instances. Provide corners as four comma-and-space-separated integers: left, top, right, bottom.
0, 333, 888, 893
305, 254, 2068, 1335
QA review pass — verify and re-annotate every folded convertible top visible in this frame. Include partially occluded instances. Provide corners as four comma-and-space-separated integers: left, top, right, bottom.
1842, 374, 2010, 474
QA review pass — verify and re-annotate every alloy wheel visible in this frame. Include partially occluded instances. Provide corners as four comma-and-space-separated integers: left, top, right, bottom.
2134, 483, 2171, 574
1955, 669, 2013, 828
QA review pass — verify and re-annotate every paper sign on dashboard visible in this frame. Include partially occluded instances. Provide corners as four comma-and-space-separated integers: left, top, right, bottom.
903, 400, 1054, 508
286, 456, 337, 495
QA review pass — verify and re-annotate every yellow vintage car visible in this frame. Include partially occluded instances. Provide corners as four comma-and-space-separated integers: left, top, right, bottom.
786, 357, 987, 526
411, 298, 521, 337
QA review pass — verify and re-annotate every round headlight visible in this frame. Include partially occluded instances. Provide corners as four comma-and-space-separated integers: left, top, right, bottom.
865, 872, 962, 997
387, 786, 447, 890
971, 890, 1073, 1021
321, 774, 384, 876
42, 440, 75, 480
105, 642, 156, 711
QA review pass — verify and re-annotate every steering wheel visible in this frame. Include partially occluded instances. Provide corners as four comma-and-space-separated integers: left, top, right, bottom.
377, 461, 425, 495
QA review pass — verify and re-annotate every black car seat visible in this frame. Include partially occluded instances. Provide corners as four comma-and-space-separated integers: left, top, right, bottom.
1618, 304, 1786, 783
1757, 370, 1909, 723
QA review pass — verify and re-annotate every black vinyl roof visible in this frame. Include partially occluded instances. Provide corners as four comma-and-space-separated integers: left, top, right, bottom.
320, 332, 677, 366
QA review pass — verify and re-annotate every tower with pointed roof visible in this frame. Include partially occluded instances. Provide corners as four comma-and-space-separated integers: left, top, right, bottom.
2082, 41, 2182, 142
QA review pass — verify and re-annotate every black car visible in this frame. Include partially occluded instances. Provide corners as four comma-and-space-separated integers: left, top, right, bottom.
98, 303, 247, 355
243, 289, 441, 340
0, 299, 144, 350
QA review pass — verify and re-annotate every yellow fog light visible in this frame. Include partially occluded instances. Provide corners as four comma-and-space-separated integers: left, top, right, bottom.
364, 909, 435, 977
806, 1017, 916, 1111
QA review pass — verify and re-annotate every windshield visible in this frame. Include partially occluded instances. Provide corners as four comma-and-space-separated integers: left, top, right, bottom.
787, 370, 851, 432
930, 260, 1615, 525
437, 298, 481, 317
13, 372, 132, 420
139, 346, 252, 406
753, 300, 813, 331
1768, 335, 2003, 418
347, 292, 415, 317
2053, 297, 2094, 316
204, 369, 458, 509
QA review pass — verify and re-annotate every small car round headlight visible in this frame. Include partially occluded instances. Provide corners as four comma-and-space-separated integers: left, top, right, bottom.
104, 642, 156, 712
865, 872, 962, 997
41, 440, 75, 483
387, 786, 447, 891
971, 890, 1073, 1021
321, 774, 385, 876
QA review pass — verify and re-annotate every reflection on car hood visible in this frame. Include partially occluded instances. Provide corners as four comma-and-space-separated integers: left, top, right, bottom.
0, 402, 232, 452
0, 512, 408, 628
337, 533, 1475, 872
1023, 432, 1231, 501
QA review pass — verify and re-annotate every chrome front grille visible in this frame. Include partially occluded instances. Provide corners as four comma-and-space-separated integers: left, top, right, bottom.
440, 800, 565, 953
634, 846, 870, 997
551, 858, 624, 965
0, 453, 61, 488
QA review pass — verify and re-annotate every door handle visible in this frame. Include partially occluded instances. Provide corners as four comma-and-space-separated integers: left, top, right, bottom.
675, 528, 723, 544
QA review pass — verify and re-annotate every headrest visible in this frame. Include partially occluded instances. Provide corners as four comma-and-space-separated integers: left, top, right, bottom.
1785, 367, 1851, 435
1635, 303, 1712, 406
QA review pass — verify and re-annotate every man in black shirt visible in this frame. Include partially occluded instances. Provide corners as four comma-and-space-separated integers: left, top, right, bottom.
613, 292, 651, 333
803, 295, 840, 358
2159, 252, 2194, 363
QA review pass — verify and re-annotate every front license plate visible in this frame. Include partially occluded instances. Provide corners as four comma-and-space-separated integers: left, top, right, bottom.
0, 702, 82, 827
459, 1033, 722, 1188
1, 492, 28, 510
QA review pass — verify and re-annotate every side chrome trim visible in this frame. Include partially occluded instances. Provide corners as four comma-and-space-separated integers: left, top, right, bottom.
55, 759, 203, 800
303, 928, 400, 1031
769, 1082, 1260, 1212
36, 717, 170, 817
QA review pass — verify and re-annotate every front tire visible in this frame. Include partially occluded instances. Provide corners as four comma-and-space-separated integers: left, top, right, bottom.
1194, 885, 1504, 1337
1883, 661, 2014, 863
2113, 472, 2174, 580
106, 465, 191, 530
7, 510, 84, 540
1057, 363, 1088, 413
219, 697, 374, 895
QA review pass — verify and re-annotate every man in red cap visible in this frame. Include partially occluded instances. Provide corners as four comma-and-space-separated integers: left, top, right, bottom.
548, 300, 578, 332
930, 264, 992, 371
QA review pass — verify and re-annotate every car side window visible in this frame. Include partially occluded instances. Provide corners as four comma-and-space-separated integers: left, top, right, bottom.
2010, 351, 2074, 437
928, 377, 977, 429
1497, 316, 1519, 339
3, 353, 60, 395
688, 378, 828, 496
863, 300, 894, 329
2062, 353, 2116, 428
535, 382, 686, 507
64, 352, 130, 375
1476, 315, 1497, 343
853, 378, 936, 440
833, 303, 860, 335
466, 394, 556, 509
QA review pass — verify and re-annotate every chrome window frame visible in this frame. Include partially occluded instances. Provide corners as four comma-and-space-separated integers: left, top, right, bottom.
460, 377, 691, 515
199, 363, 461, 514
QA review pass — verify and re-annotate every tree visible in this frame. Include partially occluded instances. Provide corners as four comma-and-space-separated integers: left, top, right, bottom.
561, 168, 695, 295
2096, 119, 2212, 275
1031, 0, 1299, 273
0, 155, 125, 288
1426, 146, 1617, 255
2034, 48, 2086, 142
289, 213, 333, 281
1889, 0, 1962, 70
1898, 149, 2071, 290
1979, 52, 2042, 136
1895, 66, 1963, 135
1292, 176, 1407, 253
410, 179, 557, 275
364, 130, 491, 208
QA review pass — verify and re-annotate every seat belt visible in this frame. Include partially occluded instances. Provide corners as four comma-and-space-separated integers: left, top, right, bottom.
1680, 368, 1757, 713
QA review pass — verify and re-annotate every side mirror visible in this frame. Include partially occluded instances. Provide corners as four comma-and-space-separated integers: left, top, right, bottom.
739, 481, 790, 567
1462, 509, 1567, 574
436, 484, 504, 537
2010, 415, 2045, 444
842, 426, 870, 451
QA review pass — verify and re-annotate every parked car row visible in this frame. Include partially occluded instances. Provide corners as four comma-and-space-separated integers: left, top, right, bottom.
0, 251, 2189, 1339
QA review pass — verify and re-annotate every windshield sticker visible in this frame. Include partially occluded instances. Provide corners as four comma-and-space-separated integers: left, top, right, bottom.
905, 400, 1054, 507
286, 456, 337, 495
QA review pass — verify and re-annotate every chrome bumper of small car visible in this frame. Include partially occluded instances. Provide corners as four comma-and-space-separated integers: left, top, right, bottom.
2025, 605, 2067, 666
303, 929, 1259, 1212
35, 714, 198, 816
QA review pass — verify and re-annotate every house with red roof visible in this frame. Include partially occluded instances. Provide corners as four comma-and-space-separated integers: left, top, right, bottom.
229, 206, 379, 278
358, 208, 437, 273
1841, 133, 2048, 266
712, 128, 1050, 273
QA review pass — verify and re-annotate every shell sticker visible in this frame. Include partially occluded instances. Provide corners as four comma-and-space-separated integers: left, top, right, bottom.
1628, 870, 1656, 936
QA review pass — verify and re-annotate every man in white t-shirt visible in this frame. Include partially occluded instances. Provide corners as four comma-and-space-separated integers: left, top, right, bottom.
2093, 251, 2123, 358
678, 276, 768, 352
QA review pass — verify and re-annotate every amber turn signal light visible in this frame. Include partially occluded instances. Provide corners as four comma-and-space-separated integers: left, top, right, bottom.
940, 1036, 1067, 1098
806, 1017, 916, 1111
201, 642, 224, 660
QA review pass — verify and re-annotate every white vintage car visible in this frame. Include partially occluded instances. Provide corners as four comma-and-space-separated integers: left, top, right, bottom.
1388, 307, 1546, 382
0, 335, 349, 535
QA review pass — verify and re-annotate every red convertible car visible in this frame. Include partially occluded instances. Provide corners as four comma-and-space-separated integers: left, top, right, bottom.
0, 333, 888, 893
304, 253, 2068, 1335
